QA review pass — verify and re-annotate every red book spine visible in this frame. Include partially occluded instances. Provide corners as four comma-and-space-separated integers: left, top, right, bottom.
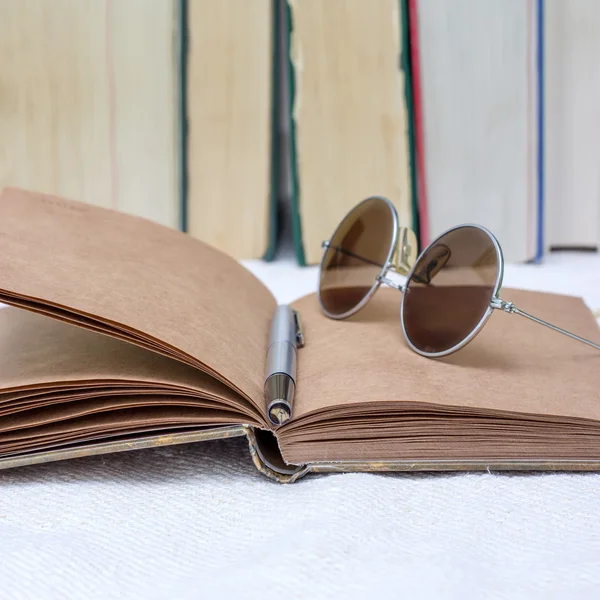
407, 0, 429, 247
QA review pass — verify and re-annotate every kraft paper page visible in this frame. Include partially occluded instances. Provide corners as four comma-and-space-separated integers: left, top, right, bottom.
279, 288, 600, 463
0, 188, 276, 408
0, 306, 265, 457
289, 287, 600, 420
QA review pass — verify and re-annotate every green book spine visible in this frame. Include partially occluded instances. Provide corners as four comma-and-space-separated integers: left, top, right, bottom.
399, 0, 421, 249
178, 0, 188, 233
284, 0, 306, 265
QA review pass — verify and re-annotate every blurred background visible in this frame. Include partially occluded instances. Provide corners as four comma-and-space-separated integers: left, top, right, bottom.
0, 0, 599, 268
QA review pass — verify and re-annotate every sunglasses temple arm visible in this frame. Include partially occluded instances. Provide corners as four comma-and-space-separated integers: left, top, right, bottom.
496, 299, 600, 351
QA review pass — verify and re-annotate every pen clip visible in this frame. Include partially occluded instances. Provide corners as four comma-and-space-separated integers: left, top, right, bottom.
293, 310, 305, 348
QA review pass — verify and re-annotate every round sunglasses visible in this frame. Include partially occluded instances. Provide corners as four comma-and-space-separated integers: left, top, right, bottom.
318, 196, 600, 357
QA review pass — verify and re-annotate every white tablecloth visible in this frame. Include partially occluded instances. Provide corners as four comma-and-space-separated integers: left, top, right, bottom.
1, 251, 599, 600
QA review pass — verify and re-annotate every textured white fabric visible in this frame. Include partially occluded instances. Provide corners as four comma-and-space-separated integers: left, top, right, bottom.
1, 251, 599, 600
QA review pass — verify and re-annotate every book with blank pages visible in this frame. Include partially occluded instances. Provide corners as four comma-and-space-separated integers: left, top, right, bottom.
413, 0, 542, 263
0, 188, 599, 483
544, 0, 600, 252
286, 0, 417, 265
186, 0, 277, 260
0, 0, 182, 230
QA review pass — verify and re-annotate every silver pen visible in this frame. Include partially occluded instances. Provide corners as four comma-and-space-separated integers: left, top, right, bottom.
265, 305, 304, 426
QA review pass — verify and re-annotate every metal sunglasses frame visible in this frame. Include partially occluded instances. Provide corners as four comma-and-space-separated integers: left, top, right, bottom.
319, 196, 401, 321
318, 197, 600, 358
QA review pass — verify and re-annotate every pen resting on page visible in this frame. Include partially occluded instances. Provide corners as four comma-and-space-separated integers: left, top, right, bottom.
264, 305, 304, 426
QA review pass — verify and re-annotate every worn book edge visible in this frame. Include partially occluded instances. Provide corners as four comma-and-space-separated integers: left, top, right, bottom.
2, 424, 600, 484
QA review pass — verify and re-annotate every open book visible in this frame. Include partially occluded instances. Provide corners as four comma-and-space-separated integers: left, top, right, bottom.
0, 188, 599, 483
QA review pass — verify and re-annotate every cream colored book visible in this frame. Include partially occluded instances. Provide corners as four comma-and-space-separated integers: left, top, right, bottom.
0, 0, 181, 229
186, 0, 275, 260
0, 188, 599, 483
287, 0, 416, 265
415, 0, 540, 263
545, 0, 600, 251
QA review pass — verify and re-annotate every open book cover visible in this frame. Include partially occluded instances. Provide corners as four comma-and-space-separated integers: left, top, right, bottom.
0, 188, 599, 483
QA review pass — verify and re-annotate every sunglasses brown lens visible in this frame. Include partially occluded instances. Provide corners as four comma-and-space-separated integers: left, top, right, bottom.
319, 198, 395, 316
402, 226, 499, 354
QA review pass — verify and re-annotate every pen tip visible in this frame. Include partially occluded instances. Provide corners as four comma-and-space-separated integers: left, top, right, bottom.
269, 406, 290, 425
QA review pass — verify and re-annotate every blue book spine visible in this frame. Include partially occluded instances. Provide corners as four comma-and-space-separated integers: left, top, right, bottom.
535, 0, 545, 262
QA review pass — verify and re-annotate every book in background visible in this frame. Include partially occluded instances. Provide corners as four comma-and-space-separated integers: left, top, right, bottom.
185, 0, 277, 260
545, 0, 600, 252
285, 0, 417, 266
0, 0, 182, 229
412, 0, 543, 264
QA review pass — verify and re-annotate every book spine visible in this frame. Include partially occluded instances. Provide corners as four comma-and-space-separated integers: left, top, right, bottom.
406, 0, 428, 250
535, 0, 545, 262
263, 0, 284, 262
178, 0, 188, 233
285, 0, 307, 266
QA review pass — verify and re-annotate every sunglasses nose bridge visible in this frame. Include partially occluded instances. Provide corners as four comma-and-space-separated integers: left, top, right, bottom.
392, 226, 419, 275
377, 263, 406, 292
